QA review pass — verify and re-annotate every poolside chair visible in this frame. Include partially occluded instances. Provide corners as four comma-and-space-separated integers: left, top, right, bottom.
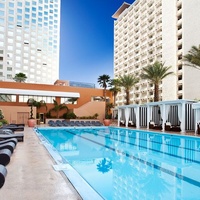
165, 122, 181, 132
0, 142, 16, 153
128, 121, 136, 127
0, 149, 12, 166
197, 123, 200, 134
0, 138, 18, 146
149, 121, 162, 130
0, 133, 24, 142
1, 124, 24, 132
0, 164, 7, 188
120, 120, 125, 126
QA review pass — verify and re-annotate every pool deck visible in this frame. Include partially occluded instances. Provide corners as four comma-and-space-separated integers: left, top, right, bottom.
0, 126, 82, 200
0, 124, 198, 200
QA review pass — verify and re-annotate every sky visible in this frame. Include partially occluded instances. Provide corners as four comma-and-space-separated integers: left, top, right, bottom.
59, 0, 134, 88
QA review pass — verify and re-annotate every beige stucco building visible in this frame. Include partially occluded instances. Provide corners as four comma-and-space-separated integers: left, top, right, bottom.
113, 0, 200, 106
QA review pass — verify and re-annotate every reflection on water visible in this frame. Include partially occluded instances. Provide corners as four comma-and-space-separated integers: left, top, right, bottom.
39, 128, 200, 200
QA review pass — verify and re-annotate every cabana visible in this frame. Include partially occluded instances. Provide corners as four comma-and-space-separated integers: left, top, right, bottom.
192, 102, 200, 134
117, 105, 140, 128
146, 99, 195, 133
116, 99, 196, 133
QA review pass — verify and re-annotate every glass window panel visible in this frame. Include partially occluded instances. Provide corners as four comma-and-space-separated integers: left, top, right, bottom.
25, 1, 30, 6
8, 16, 14, 22
17, 2, 22, 7
25, 8, 30, 12
9, 9, 14, 14
25, 14, 29, 19
17, 9, 22, 14
9, 3, 14, 8
0, 3, 5, 8
0, 11, 4, 17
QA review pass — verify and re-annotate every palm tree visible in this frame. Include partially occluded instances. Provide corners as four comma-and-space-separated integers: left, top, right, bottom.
140, 61, 173, 102
49, 99, 68, 118
13, 72, 27, 82
97, 74, 111, 101
109, 79, 121, 107
183, 45, 200, 70
119, 74, 139, 105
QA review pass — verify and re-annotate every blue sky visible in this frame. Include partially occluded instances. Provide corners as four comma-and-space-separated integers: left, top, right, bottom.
59, 0, 134, 87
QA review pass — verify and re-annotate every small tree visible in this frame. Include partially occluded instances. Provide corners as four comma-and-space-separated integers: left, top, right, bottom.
13, 72, 27, 82
119, 74, 139, 105
183, 45, 200, 70
49, 99, 68, 118
140, 61, 173, 102
109, 79, 121, 107
97, 74, 111, 101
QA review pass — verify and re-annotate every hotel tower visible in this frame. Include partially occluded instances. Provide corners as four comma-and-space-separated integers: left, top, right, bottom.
113, 0, 200, 105
0, 0, 60, 84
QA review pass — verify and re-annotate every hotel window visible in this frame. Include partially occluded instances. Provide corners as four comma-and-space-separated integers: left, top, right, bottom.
25, 1, 30, 6
7, 74, 12, 79
32, 13, 36, 18
8, 9, 14, 15
25, 8, 30, 13
0, 3, 4, 8
24, 14, 29, 20
7, 67, 12, 71
25, 20, 29, 25
0, 11, 4, 17
32, 19, 36, 24
32, 7, 36, 12
17, 15, 22, 20
39, 6, 42, 11
17, 9, 22, 14
32, 1, 37, 6
8, 16, 14, 22
9, 3, 14, 8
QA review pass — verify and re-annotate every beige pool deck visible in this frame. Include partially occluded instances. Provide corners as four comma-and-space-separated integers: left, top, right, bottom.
0, 126, 82, 200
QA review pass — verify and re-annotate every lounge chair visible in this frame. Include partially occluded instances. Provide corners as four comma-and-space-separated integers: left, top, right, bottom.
197, 123, 200, 134
0, 149, 12, 166
128, 121, 136, 127
149, 121, 162, 130
1, 124, 24, 132
0, 142, 16, 153
0, 133, 24, 142
165, 122, 181, 132
120, 120, 125, 126
0, 164, 7, 188
0, 138, 18, 146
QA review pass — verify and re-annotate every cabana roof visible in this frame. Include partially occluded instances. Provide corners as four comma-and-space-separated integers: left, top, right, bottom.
145, 99, 196, 106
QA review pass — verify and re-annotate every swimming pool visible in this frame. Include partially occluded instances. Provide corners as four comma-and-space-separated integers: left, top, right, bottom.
36, 127, 200, 200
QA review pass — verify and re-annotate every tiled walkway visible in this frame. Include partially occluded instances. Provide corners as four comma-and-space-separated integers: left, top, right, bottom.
0, 127, 82, 200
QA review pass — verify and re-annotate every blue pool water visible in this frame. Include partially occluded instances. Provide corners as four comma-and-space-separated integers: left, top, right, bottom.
37, 127, 200, 200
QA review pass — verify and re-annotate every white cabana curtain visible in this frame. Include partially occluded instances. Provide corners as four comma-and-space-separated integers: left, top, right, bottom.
165, 105, 170, 121
178, 104, 182, 123
159, 105, 164, 120
118, 108, 122, 126
125, 107, 131, 127
149, 106, 153, 121
134, 106, 140, 128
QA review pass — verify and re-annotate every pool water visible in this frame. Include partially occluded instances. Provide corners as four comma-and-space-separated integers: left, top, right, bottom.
37, 127, 200, 200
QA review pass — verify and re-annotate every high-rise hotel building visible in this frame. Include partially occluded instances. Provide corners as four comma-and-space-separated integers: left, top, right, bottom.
0, 0, 60, 84
113, 0, 200, 105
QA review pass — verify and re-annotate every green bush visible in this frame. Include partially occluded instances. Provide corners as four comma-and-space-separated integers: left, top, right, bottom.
63, 112, 76, 119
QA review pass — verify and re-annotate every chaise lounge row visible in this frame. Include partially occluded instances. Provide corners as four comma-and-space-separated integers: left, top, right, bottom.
48, 120, 103, 127
0, 123, 25, 188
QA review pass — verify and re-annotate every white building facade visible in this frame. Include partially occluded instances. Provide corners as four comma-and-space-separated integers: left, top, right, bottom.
113, 0, 200, 106
0, 0, 60, 84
